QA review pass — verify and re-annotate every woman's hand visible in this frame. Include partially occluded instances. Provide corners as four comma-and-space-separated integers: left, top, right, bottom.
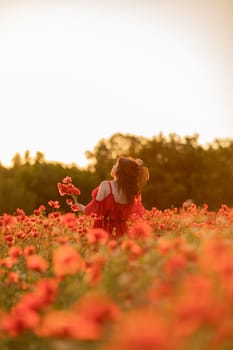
78, 203, 86, 212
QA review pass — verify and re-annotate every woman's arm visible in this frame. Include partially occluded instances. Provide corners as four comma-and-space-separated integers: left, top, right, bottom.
84, 181, 110, 216
95, 181, 110, 201
77, 203, 86, 212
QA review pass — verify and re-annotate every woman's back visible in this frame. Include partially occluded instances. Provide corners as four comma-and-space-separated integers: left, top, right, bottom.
96, 181, 128, 204
82, 156, 150, 237
84, 181, 145, 236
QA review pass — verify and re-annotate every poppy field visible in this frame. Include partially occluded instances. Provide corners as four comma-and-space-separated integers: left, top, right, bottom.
0, 177, 233, 350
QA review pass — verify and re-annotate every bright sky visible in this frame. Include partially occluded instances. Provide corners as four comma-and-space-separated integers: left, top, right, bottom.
0, 0, 232, 167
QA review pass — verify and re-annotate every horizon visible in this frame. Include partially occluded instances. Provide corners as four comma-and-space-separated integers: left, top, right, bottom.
1, 131, 232, 169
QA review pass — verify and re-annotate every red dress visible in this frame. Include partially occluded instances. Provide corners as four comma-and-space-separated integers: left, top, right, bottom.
84, 182, 145, 237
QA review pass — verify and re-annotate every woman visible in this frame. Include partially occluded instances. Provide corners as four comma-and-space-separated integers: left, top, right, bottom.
78, 156, 150, 237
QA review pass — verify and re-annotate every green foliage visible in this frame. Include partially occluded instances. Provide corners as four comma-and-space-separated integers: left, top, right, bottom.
0, 133, 232, 214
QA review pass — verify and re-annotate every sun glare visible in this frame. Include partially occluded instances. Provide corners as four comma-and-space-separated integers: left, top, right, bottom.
0, 0, 232, 167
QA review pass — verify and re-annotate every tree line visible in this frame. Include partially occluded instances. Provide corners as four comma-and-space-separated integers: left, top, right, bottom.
0, 132, 232, 215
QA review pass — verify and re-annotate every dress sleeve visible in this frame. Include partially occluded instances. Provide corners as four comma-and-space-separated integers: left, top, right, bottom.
84, 187, 106, 216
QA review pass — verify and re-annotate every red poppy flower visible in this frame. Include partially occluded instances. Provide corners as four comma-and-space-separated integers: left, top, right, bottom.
52, 245, 82, 277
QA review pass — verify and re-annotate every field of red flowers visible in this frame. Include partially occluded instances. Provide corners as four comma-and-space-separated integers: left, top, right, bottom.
0, 177, 232, 350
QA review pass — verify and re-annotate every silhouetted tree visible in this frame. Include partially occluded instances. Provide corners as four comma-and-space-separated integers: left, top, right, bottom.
0, 133, 232, 214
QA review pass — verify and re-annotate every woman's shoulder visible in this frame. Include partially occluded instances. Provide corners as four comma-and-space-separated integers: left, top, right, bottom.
99, 180, 110, 186
96, 180, 111, 201
98, 180, 112, 191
